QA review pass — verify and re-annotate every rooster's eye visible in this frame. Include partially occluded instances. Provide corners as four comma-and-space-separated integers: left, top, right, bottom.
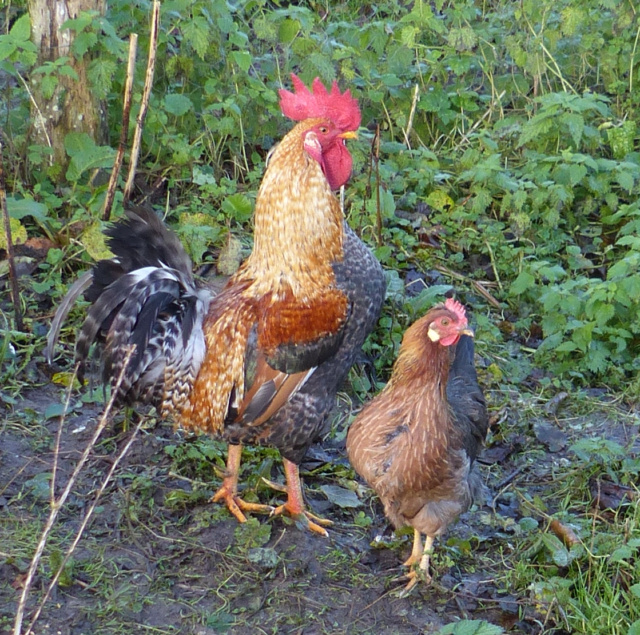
319, 126, 328, 134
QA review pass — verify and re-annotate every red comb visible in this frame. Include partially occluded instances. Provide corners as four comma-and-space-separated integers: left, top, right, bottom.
278, 73, 361, 131
444, 297, 467, 324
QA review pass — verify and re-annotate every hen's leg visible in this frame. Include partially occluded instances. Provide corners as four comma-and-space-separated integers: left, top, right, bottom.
403, 529, 423, 567
404, 533, 434, 591
212, 444, 273, 522
267, 459, 333, 537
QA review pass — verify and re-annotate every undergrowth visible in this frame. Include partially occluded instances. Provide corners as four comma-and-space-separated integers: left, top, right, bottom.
1, 0, 639, 633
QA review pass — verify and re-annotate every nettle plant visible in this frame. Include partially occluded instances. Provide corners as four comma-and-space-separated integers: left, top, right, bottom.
2, 0, 639, 387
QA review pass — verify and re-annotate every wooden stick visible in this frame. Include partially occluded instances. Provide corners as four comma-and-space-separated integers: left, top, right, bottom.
26, 417, 145, 634
374, 124, 382, 246
123, 0, 160, 203
0, 141, 23, 331
402, 83, 419, 149
13, 349, 135, 635
103, 33, 138, 221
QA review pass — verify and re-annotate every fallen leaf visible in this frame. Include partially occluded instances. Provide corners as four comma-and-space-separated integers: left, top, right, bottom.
320, 484, 361, 509
549, 519, 580, 548
533, 421, 567, 452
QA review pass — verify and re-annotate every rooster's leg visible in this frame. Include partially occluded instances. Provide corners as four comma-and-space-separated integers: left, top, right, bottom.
212, 444, 274, 522
404, 532, 433, 591
268, 459, 333, 537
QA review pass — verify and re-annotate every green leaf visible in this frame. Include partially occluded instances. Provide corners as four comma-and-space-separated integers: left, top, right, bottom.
234, 517, 271, 549
407, 285, 453, 314
80, 221, 112, 260
72, 30, 97, 57
609, 545, 634, 563
616, 170, 635, 193
45, 403, 67, 420
182, 17, 210, 60
628, 620, 640, 635
541, 533, 569, 567
436, 620, 504, 635
279, 18, 300, 44
561, 113, 584, 147
163, 94, 194, 116
64, 133, 115, 181
6, 198, 49, 223
0, 40, 17, 62
510, 271, 535, 295
10, 14, 31, 42
221, 193, 253, 223
630, 584, 640, 599
0, 218, 27, 249
230, 50, 251, 72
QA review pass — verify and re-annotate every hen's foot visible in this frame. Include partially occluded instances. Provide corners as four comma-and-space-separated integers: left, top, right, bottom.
403, 529, 424, 567
395, 566, 433, 596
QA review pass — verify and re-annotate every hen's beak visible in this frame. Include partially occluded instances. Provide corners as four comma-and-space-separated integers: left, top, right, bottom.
461, 327, 475, 338
339, 131, 358, 140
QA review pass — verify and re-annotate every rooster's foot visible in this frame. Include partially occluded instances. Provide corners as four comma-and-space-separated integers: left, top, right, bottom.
211, 486, 273, 523
271, 502, 333, 537
263, 460, 333, 537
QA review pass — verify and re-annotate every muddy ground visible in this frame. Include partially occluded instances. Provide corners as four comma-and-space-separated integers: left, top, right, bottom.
1, 364, 639, 634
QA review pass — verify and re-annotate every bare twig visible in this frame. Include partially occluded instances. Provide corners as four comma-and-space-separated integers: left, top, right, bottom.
13, 347, 135, 635
0, 141, 23, 331
401, 84, 419, 149
103, 33, 138, 221
434, 264, 502, 308
123, 0, 160, 203
25, 415, 145, 634
373, 124, 382, 245
14, 71, 53, 159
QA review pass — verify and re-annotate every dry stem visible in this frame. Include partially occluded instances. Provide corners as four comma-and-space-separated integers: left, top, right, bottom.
103, 33, 138, 221
13, 347, 136, 635
123, 0, 160, 203
0, 141, 23, 331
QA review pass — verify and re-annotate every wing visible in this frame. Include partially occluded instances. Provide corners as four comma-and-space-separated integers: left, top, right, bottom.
446, 334, 489, 462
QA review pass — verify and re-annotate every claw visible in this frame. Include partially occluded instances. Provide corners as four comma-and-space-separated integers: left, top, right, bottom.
271, 502, 333, 537
211, 444, 273, 523
261, 477, 288, 493
268, 458, 333, 537
211, 484, 273, 523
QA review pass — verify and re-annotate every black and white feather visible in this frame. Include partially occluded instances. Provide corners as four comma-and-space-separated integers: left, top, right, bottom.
47, 207, 213, 410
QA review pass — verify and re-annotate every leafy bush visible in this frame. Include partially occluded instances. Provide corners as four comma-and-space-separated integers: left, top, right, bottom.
1, 0, 639, 385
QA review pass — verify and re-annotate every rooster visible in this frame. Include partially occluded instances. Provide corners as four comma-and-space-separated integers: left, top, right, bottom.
47, 75, 386, 536
346, 298, 488, 587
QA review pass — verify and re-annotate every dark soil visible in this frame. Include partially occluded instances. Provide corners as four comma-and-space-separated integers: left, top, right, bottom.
1, 371, 638, 634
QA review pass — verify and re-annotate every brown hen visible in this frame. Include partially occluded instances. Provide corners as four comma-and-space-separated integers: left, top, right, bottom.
346, 298, 488, 587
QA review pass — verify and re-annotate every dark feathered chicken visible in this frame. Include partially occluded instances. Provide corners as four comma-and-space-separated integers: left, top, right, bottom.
346, 298, 488, 587
47, 75, 385, 536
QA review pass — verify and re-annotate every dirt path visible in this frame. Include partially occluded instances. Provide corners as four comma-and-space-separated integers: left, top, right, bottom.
1, 379, 638, 634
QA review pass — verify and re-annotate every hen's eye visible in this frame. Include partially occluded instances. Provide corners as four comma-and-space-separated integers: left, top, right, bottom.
440, 318, 450, 326
319, 126, 328, 134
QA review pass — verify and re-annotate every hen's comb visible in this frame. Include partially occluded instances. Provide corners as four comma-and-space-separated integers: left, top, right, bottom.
444, 297, 467, 324
279, 73, 361, 131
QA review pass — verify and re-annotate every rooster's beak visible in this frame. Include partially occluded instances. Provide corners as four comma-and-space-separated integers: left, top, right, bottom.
339, 131, 358, 140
